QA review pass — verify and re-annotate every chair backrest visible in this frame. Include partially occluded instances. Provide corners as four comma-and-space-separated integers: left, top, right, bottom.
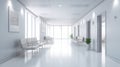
31, 38, 38, 45
20, 39, 27, 48
20, 38, 38, 48
26, 38, 31, 43
31, 38, 37, 42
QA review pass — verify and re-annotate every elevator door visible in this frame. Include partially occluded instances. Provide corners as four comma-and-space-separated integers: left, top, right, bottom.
97, 13, 106, 53
86, 21, 91, 38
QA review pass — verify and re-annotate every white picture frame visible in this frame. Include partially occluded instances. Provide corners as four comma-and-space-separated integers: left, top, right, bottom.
8, 7, 19, 33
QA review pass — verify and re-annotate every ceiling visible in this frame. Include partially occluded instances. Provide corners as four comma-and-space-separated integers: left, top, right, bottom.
19, 0, 104, 25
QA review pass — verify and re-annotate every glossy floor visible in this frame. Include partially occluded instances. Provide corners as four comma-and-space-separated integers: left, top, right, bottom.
0, 39, 120, 67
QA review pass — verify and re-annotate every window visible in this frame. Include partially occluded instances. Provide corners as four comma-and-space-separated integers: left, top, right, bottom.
25, 10, 41, 40
31, 16, 35, 38
46, 25, 71, 39
35, 18, 41, 40
27, 13, 32, 38
25, 11, 28, 38
74, 27, 76, 37
49, 25, 54, 38
54, 26, 61, 39
68, 26, 72, 39
61, 26, 68, 39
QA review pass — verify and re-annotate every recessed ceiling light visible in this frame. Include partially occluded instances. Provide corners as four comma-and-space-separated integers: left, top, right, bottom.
92, 12, 96, 19
58, 4, 63, 7
113, 0, 119, 7
21, 8, 24, 15
8, 0, 12, 7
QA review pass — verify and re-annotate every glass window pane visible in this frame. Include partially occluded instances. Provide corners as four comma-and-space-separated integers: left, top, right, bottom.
25, 11, 28, 38
31, 16, 35, 37
35, 18, 40, 40
54, 26, 61, 39
27, 13, 32, 38
62, 26, 68, 39
45, 25, 71, 39
68, 26, 72, 39
49, 26, 54, 38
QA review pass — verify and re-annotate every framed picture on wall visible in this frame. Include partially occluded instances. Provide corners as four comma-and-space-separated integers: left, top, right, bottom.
8, 7, 19, 33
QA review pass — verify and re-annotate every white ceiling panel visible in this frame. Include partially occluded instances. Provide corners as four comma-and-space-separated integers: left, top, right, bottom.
18, 0, 104, 25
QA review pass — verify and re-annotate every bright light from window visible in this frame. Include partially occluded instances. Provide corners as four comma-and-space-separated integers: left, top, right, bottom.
113, 0, 119, 7
61, 26, 68, 39
36, 18, 40, 40
50, 40, 72, 57
54, 26, 61, 39
46, 25, 71, 39
25, 11, 28, 38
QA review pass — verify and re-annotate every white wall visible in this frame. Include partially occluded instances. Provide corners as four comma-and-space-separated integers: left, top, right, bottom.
72, 18, 87, 39
73, 0, 120, 61
0, 0, 25, 63
40, 18, 47, 42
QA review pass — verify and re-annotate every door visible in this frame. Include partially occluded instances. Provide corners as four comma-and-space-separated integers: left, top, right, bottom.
97, 12, 106, 53
86, 20, 91, 38
97, 15, 102, 52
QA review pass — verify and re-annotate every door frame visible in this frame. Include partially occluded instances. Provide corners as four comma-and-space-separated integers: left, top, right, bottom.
97, 12, 107, 53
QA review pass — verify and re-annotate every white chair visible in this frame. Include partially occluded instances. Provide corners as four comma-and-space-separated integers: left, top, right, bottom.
21, 38, 44, 49
20, 39, 37, 50
31, 38, 43, 47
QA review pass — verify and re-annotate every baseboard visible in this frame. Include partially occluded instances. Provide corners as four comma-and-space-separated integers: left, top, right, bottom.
107, 54, 120, 64
0, 53, 17, 64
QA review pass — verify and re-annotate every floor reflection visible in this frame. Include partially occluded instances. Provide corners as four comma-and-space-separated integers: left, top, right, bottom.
50, 39, 72, 58
102, 42, 105, 67
1, 39, 120, 67
24, 50, 33, 63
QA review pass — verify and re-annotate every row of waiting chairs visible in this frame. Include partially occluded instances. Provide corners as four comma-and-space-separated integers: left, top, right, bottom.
20, 38, 45, 52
